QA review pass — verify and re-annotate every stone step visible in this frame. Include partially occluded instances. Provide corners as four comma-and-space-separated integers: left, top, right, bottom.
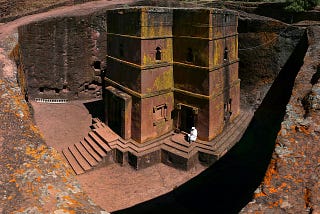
80, 140, 103, 162
214, 112, 253, 156
99, 122, 107, 128
75, 142, 99, 167
84, 136, 107, 158
195, 142, 215, 153
89, 131, 111, 152
92, 123, 99, 129
212, 111, 251, 150
161, 144, 190, 159
94, 127, 118, 143
212, 124, 238, 150
62, 149, 85, 175
92, 122, 105, 129
170, 134, 191, 148
213, 111, 247, 143
197, 147, 215, 155
68, 145, 92, 171
92, 118, 102, 124
108, 139, 127, 150
214, 129, 240, 157
163, 140, 194, 154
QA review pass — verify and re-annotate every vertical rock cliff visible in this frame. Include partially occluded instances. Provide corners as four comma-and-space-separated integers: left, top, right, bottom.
241, 25, 320, 214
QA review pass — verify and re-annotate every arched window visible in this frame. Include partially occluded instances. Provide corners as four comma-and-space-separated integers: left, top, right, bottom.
156, 47, 161, 60
186, 48, 193, 63
119, 44, 124, 57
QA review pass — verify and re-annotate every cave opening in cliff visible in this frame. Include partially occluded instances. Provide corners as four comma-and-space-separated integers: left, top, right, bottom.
114, 30, 309, 214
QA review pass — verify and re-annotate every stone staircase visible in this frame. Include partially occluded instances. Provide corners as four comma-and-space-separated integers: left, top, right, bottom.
62, 118, 113, 175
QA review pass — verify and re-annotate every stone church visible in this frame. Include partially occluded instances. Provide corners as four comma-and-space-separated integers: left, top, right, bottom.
104, 7, 240, 144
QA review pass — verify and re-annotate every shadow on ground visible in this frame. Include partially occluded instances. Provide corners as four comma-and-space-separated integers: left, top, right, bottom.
83, 99, 104, 121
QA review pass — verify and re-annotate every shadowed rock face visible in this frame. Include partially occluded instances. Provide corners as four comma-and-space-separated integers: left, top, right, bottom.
237, 13, 305, 109
18, 13, 108, 100
241, 25, 320, 214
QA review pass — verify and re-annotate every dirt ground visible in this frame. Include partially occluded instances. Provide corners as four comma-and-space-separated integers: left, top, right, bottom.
31, 101, 92, 152
31, 101, 207, 212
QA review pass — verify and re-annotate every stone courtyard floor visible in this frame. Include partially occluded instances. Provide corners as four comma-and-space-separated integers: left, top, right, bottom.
31, 100, 207, 212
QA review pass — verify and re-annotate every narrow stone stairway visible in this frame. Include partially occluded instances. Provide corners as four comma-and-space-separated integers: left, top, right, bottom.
62, 118, 112, 175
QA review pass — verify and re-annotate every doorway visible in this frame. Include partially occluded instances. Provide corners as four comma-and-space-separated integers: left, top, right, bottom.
108, 95, 123, 136
178, 104, 196, 133
105, 86, 132, 139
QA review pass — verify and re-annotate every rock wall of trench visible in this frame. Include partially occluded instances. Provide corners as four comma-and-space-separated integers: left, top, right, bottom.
237, 12, 305, 109
242, 25, 320, 213
18, 12, 108, 100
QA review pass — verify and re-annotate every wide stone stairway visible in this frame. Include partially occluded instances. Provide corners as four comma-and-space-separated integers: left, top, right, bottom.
62, 118, 116, 175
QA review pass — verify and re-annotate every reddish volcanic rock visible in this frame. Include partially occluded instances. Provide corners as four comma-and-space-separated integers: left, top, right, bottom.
241, 25, 320, 213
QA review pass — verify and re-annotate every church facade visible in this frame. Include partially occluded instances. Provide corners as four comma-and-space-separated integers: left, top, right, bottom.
104, 7, 240, 144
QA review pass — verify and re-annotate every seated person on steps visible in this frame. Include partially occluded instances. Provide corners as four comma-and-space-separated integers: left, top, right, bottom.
187, 127, 197, 143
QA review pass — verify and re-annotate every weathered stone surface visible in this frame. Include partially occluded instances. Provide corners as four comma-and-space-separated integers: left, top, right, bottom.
18, 12, 108, 100
241, 25, 320, 214
236, 12, 305, 109
0, 35, 105, 213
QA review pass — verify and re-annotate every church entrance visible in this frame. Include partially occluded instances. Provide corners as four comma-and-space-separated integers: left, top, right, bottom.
177, 104, 197, 133
108, 95, 123, 136
105, 86, 132, 139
